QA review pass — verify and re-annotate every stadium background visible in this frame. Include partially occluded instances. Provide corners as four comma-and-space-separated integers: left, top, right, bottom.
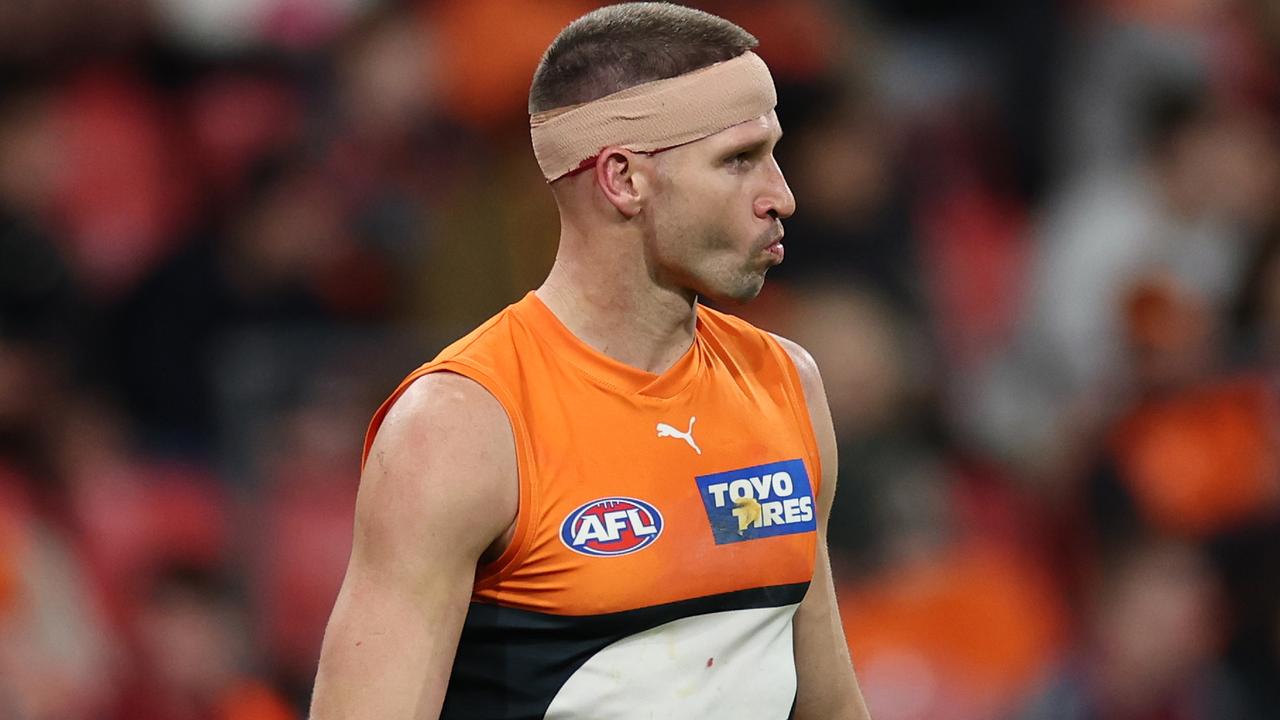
2, 0, 1279, 717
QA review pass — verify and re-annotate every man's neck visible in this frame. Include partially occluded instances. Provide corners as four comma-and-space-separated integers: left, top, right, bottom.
535, 250, 698, 376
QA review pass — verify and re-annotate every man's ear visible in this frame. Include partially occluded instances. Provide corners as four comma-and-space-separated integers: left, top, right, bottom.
594, 148, 652, 218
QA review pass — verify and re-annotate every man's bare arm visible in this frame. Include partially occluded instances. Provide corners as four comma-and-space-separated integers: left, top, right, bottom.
772, 334, 872, 720
310, 372, 518, 719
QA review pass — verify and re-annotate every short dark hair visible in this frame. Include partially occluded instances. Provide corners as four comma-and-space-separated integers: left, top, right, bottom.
529, 2, 758, 114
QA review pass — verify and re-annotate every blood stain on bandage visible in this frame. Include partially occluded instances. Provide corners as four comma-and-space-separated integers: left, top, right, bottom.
706, 657, 714, 668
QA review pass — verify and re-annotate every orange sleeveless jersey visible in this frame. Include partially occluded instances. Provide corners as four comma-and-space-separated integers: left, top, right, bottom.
363, 292, 822, 719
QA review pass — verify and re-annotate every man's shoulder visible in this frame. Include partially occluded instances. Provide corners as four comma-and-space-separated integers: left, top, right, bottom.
360, 296, 534, 471
764, 332, 819, 380
377, 372, 508, 444
358, 367, 518, 574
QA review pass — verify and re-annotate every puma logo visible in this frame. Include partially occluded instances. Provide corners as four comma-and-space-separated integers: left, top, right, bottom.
656, 416, 701, 455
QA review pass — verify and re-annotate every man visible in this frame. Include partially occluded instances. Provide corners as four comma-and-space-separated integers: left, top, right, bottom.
311, 3, 872, 718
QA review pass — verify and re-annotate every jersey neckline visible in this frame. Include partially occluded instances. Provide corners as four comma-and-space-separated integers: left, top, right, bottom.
514, 291, 705, 400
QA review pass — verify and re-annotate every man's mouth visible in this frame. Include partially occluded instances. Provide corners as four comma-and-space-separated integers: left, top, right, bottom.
762, 229, 785, 263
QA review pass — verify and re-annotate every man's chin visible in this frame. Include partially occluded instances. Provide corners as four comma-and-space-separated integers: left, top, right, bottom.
700, 275, 767, 306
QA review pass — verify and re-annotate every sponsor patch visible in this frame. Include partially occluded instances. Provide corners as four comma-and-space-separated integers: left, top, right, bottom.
560, 497, 664, 557
695, 459, 816, 544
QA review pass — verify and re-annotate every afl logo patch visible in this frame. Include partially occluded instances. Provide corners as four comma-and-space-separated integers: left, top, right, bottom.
560, 497, 664, 557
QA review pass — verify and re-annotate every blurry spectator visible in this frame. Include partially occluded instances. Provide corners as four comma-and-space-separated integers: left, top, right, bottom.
0, 213, 78, 350
1053, 0, 1222, 178
0, 86, 64, 226
966, 81, 1277, 472
109, 562, 295, 720
335, 5, 439, 145
699, 0, 843, 82
153, 0, 376, 53
248, 389, 364, 705
914, 128, 1030, 373
427, 0, 593, 131
0, 87, 81, 350
1235, 224, 1280, 368
1120, 274, 1216, 395
1077, 261, 1280, 718
1209, 522, 1280, 718
181, 65, 303, 205
52, 399, 231, 624
839, 535, 1066, 720
1092, 375, 1278, 542
862, 0, 1063, 202
0, 0, 1276, 716
769, 83, 921, 316
0, 0, 149, 67
1018, 538, 1251, 720
327, 4, 470, 307
0, 340, 66, 483
0, 470, 119, 720
100, 150, 389, 453
52, 66, 197, 299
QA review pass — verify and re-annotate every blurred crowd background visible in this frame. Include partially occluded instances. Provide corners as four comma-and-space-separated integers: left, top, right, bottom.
2, 0, 1279, 718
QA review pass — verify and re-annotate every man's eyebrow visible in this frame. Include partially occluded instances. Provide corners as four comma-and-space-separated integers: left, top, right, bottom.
726, 131, 782, 155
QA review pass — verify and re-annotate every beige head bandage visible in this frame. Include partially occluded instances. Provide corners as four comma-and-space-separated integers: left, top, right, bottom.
530, 51, 777, 182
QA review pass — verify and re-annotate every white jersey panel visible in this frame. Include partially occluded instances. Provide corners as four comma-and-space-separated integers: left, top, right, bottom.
544, 603, 800, 719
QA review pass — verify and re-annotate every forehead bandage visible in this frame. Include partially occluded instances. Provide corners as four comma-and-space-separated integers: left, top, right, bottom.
530, 51, 777, 182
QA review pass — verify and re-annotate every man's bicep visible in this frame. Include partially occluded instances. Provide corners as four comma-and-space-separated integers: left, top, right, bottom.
353, 372, 516, 579
311, 372, 518, 719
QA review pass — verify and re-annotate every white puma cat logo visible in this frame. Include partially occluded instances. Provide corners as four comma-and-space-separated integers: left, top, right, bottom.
656, 416, 701, 455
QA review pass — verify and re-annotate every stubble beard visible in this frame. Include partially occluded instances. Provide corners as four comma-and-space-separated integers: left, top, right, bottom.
656, 213, 771, 304
701, 232, 770, 304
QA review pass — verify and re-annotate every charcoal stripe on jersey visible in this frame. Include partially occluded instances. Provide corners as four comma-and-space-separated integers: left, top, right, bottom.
439, 582, 809, 719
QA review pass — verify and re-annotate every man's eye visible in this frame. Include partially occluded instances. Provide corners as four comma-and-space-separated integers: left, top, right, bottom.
727, 152, 752, 167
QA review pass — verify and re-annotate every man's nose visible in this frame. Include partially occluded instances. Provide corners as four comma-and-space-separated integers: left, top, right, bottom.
755, 159, 796, 220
